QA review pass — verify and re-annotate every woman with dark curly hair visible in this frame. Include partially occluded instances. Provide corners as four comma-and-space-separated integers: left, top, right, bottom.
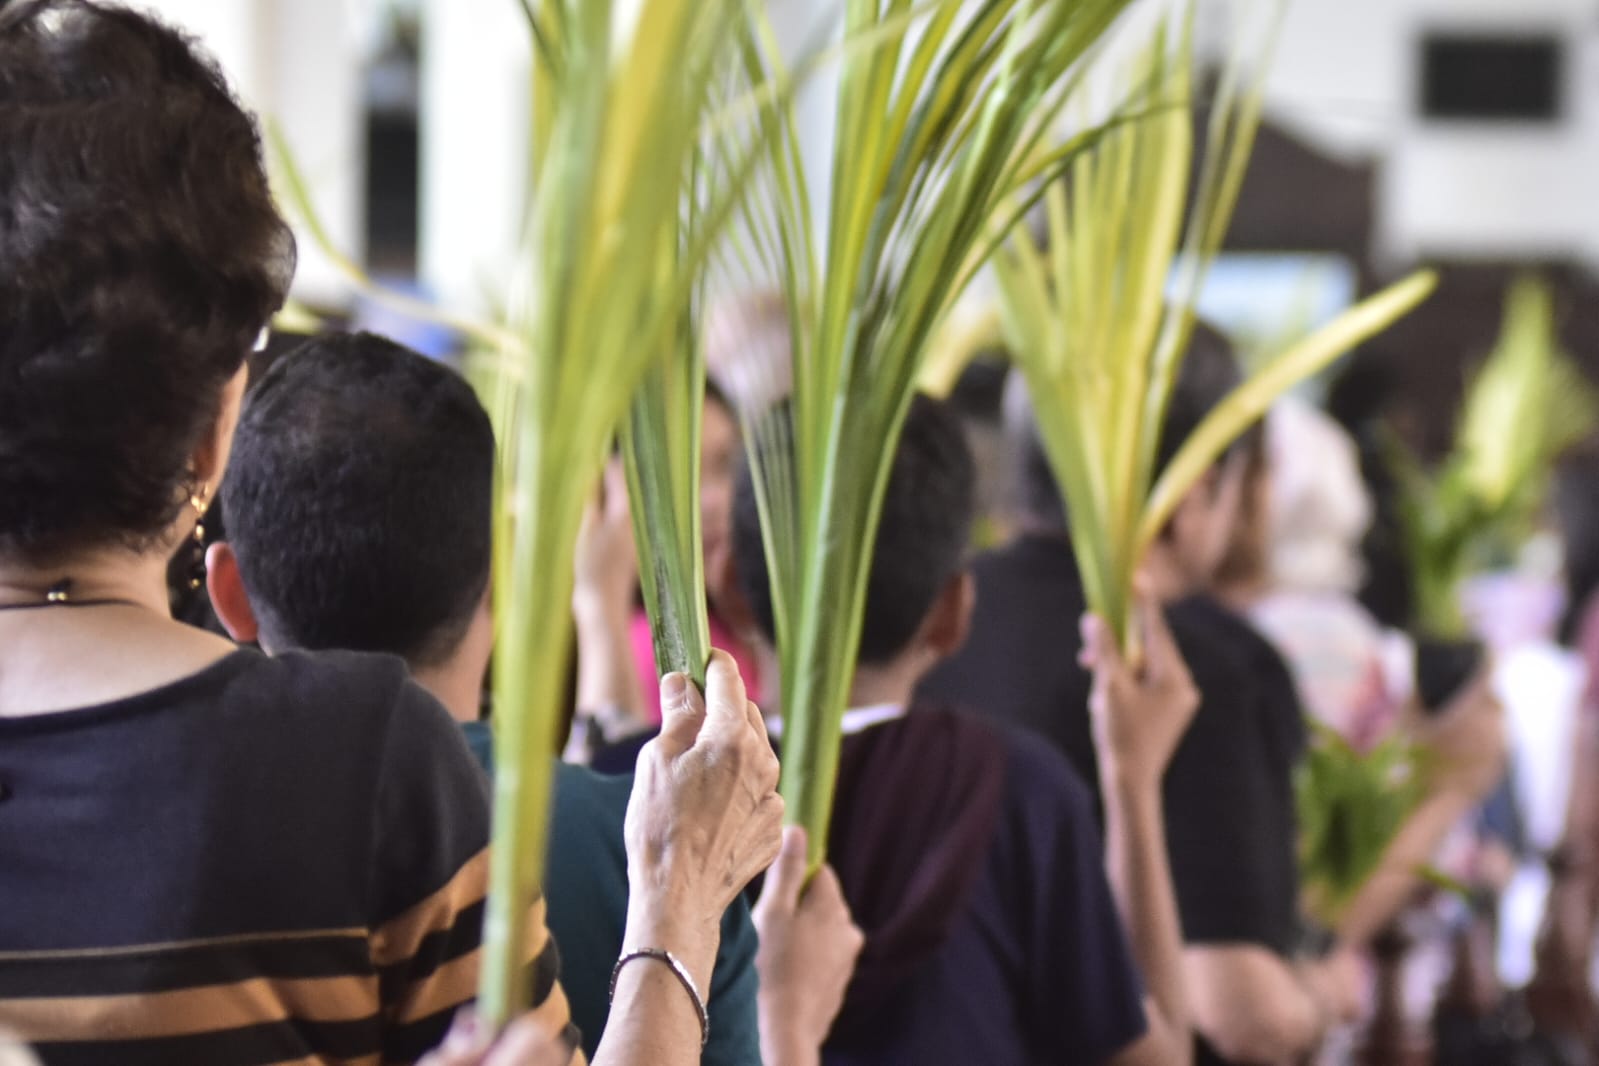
0, 3, 783, 1064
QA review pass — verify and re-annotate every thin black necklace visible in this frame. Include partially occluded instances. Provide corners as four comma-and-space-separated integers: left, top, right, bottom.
0, 579, 146, 613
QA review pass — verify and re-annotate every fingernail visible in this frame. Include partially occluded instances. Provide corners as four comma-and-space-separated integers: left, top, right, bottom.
661, 673, 688, 708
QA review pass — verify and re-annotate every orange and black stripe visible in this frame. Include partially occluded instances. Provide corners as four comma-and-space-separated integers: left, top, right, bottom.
0, 887, 570, 1065
0, 649, 580, 1066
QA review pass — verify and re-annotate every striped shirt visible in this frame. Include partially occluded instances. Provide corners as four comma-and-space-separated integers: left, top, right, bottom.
0, 649, 578, 1065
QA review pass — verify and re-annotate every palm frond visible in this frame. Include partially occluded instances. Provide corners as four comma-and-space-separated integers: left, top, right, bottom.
474, 0, 757, 1023
620, 308, 712, 687
994, 1, 1435, 653
725, 0, 1141, 871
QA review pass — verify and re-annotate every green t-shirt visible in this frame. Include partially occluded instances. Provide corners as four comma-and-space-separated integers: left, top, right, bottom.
461, 723, 762, 1065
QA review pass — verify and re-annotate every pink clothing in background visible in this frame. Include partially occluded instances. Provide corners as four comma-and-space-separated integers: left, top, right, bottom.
630, 608, 765, 724
1250, 590, 1404, 753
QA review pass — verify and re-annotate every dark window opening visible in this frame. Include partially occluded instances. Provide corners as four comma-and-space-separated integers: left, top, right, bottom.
1421, 34, 1563, 122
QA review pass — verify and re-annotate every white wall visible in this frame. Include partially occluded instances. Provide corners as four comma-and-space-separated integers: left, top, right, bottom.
139, 0, 366, 304
1252, 0, 1599, 270
138, 0, 1599, 307
417, 0, 845, 315
1385, 2, 1599, 268
417, 0, 528, 314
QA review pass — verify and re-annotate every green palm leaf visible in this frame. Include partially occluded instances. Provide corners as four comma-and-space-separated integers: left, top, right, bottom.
727, 0, 1140, 872
994, 2, 1435, 654
620, 310, 713, 687
1296, 721, 1426, 928
473, 0, 765, 1023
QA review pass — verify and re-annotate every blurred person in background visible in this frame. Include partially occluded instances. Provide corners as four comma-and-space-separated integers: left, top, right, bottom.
572, 383, 769, 752
573, 292, 807, 750
1515, 451, 1599, 1021
922, 327, 1336, 1066
1212, 397, 1507, 1000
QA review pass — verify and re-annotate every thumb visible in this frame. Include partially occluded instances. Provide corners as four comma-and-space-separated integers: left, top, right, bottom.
757, 825, 809, 913
657, 672, 706, 755
804, 860, 852, 918
700, 649, 751, 745
1083, 612, 1125, 680
1130, 575, 1176, 668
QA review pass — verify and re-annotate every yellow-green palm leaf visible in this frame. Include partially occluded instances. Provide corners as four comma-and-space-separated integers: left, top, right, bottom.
995, 3, 1435, 654
474, 0, 762, 1023
730, 0, 1140, 872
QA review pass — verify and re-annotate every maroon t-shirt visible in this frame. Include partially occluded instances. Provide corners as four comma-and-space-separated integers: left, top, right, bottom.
821, 710, 1148, 1066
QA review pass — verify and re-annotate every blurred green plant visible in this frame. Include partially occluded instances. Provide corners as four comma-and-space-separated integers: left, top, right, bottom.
1394, 277, 1598, 638
1296, 722, 1427, 929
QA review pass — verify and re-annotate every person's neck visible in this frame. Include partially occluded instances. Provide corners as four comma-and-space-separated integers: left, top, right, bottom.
1140, 543, 1198, 604
0, 545, 173, 616
846, 653, 925, 711
411, 652, 487, 725
1213, 573, 1268, 614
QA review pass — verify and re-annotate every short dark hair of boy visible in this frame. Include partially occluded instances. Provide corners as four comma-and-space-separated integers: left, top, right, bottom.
224, 332, 494, 668
1013, 318, 1243, 533
733, 393, 977, 667
0, 0, 296, 561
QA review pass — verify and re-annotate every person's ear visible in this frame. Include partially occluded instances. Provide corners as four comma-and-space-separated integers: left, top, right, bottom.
206, 541, 260, 645
923, 571, 976, 659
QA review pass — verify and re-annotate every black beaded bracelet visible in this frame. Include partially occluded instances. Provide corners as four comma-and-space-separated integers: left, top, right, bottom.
608, 946, 709, 1048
